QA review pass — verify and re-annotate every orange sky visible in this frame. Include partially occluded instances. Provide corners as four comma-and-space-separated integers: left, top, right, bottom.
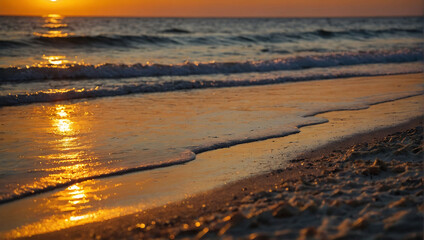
0, 0, 423, 17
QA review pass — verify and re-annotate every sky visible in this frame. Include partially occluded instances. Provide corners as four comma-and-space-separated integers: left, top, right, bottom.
0, 0, 423, 17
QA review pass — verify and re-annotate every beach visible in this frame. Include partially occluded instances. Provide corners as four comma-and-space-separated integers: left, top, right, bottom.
28, 110, 423, 240
0, 15, 423, 239
0, 74, 421, 239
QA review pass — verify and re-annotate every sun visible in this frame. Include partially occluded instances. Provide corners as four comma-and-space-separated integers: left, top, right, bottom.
50, 0, 57, 2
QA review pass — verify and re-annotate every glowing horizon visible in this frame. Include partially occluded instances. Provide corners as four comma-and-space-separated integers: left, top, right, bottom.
0, 0, 423, 17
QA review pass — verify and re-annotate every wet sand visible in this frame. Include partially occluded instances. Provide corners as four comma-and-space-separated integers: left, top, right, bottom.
27, 115, 423, 239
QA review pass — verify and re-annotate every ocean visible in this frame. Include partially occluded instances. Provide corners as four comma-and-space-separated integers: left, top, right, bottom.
0, 15, 423, 223
0, 16, 423, 106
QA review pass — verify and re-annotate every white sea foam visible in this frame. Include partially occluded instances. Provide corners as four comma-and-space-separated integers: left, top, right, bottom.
1, 67, 422, 107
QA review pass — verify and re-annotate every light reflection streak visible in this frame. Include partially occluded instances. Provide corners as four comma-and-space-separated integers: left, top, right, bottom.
55, 119, 72, 134
27, 104, 113, 233
29, 55, 84, 69
57, 108, 68, 117
4, 180, 125, 238
43, 23, 68, 29
67, 185, 80, 191
35, 14, 70, 38
44, 55, 66, 66
9, 104, 103, 218
69, 215, 88, 221
71, 193, 86, 200
33, 31, 69, 38
44, 14, 63, 21
31, 14, 87, 69
1, 90, 133, 238
52, 181, 110, 214
38, 152, 82, 162
4, 204, 146, 239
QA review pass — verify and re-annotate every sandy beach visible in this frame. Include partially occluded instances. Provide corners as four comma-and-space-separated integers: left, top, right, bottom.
27, 117, 423, 240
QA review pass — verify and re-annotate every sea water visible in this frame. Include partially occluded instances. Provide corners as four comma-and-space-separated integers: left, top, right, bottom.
0, 16, 423, 204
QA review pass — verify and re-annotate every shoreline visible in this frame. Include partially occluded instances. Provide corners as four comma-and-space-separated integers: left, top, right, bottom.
1, 74, 423, 206
28, 116, 423, 239
1, 74, 421, 239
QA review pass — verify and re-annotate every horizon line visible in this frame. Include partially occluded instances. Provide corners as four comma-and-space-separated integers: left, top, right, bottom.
0, 14, 423, 18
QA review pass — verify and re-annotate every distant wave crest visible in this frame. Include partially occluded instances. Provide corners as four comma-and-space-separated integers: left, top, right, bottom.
0, 40, 29, 49
234, 28, 423, 43
315, 28, 422, 38
0, 49, 422, 83
32, 34, 179, 47
160, 28, 191, 34
2, 26, 422, 49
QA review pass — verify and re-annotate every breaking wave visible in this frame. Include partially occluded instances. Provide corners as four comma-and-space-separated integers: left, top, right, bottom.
2, 68, 423, 107
1, 49, 422, 82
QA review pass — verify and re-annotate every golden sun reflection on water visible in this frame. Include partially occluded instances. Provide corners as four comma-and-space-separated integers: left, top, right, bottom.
47, 181, 112, 222
35, 14, 70, 38
33, 31, 69, 38
28, 55, 84, 69
56, 105, 68, 117
55, 119, 73, 134
5, 179, 142, 239
4, 99, 129, 239
5, 205, 140, 239
42, 22, 68, 29
52, 105, 76, 135
44, 14, 63, 21
41, 105, 105, 216
10, 104, 101, 209
5, 180, 120, 238
69, 215, 88, 221
44, 55, 66, 66
24, 14, 90, 69
30, 14, 88, 69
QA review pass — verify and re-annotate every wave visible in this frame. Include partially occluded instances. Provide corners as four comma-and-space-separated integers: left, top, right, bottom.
2, 26, 421, 49
279, 26, 418, 42
160, 28, 191, 34
31, 34, 179, 47
315, 28, 423, 38
231, 27, 423, 43
0, 40, 29, 49
1, 68, 423, 107
0, 49, 422, 83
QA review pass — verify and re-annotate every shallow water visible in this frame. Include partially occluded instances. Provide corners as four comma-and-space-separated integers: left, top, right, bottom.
0, 73, 422, 203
